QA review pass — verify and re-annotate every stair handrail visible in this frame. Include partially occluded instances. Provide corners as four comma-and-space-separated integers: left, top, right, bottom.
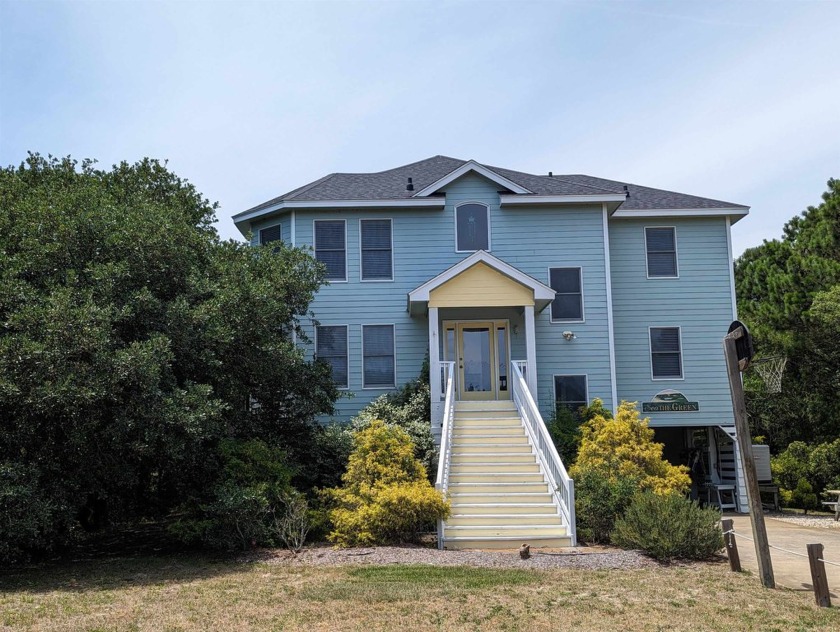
510, 360, 577, 546
435, 360, 456, 549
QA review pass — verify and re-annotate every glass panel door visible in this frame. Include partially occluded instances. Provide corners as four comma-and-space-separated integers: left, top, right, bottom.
457, 322, 496, 401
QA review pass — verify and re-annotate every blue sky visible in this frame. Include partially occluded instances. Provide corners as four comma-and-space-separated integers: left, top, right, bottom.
1, 0, 838, 256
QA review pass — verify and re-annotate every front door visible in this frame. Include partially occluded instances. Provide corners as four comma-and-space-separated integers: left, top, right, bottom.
457, 322, 497, 401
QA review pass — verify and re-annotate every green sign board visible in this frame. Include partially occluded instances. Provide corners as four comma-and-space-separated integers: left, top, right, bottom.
642, 390, 699, 413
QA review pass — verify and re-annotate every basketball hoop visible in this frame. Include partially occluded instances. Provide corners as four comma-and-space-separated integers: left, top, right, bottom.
752, 356, 787, 393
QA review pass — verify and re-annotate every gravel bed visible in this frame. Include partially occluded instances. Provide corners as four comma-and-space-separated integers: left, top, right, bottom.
248, 544, 658, 570
766, 512, 840, 530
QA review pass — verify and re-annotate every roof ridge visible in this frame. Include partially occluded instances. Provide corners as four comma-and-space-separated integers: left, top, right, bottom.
486, 164, 623, 195
330, 155, 467, 177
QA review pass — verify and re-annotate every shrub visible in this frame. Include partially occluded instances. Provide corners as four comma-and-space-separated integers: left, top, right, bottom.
324, 420, 449, 546
612, 493, 724, 561
573, 469, 639, 544
771, 441, 812, 492
772, 439, 840, 508
351, 382, 437, 478
780, 478, 819, 514
570, 401, 690, 496
548, 398, 614, 465
170, 439, 302, 551
0, 463, 63, 564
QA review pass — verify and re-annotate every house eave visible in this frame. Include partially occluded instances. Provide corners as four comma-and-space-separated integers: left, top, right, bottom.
611, 207, 751, 224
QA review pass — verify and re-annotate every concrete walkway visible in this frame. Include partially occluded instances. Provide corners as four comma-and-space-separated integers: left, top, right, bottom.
730, 514, 840, 597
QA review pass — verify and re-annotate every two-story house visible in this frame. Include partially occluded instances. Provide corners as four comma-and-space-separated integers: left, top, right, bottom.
233, 156, 750, 549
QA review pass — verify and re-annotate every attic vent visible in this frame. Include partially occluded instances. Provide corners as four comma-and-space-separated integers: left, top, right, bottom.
406, 177, 414, 191
623, 185, 630, 198
548, 171, 553, 177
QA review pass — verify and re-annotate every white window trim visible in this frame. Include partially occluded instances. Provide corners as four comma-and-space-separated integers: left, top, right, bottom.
313, 219, 348, 283
644, 226, 679, 279
649, 325, 685, 381
454, 201, 492, 253
361, 323, 397, 389
359, 218, 394, 282
315, 324, 350, 390
553, 374, 589, 411
547, 266, 585, 323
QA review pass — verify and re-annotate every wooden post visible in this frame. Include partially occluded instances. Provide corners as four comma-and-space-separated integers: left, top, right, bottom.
807, 543, 832, 607
721, 518, 741, 572
724, 329, 775, 588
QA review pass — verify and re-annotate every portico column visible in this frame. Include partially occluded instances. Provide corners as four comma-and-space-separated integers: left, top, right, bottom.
524, 304, 538, 400
428, 306, 440, 404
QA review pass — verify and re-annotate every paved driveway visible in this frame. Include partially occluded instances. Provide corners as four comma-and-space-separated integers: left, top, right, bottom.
729, 515, 840, 598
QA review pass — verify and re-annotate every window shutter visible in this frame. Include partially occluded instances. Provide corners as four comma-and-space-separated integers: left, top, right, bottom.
361, 219, 393, 280
315, 221, 346, 280
362, 325, 395, 387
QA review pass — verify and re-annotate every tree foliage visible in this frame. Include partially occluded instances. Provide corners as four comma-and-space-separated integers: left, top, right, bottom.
0, 154, 338, 561
735, 178, 840, 446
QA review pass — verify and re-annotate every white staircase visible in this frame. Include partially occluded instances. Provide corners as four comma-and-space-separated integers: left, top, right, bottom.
441, 400, 572, 549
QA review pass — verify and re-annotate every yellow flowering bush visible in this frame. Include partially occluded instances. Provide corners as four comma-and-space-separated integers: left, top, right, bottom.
323, 420, 449, 546
570, 401, 690, 496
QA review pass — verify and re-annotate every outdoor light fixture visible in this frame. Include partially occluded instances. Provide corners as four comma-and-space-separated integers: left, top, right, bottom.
562, 331, 576, 341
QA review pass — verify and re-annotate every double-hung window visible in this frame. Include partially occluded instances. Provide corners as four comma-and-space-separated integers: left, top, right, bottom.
650, 327, 683, 379
360, 219, 393, 281
316, 325, 348, 388
362, 325, 395, 388
645, 227, 678, 278
554, 375, 588, 417
314, 220, 347, 281
259, 224, 282, 246
549, 267, 583, 321
455, 203, 490, 252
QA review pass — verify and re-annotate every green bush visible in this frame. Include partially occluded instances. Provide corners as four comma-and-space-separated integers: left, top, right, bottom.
772, 439, 840, 509
170, 439, 302, 551
323, 421, 449, 546
780, 478, 819, 514
351, 381, 437, 478
0, 463, 63, 564
573, 469, 639, 544
612, 493, 724, 561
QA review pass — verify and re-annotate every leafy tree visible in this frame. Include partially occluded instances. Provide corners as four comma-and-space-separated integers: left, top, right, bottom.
735, 178, 840, 447
0, 154, 338, 561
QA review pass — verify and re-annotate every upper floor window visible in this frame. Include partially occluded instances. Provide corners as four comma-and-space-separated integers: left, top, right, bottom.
645, 227, 678, 278
259, 224, 282, 246
549, 267, 583, 321
554, 375, 588, 418
360, 219, 393, 281
316, 325, 348, 388
314, 220, 346, 281
362, 324, 396, 388
650, 327, 683, 379
455, 203, 490, 252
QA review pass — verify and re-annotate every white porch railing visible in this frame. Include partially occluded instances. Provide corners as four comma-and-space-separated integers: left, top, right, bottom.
435, 361, 456, 549
511, 360, 577, 546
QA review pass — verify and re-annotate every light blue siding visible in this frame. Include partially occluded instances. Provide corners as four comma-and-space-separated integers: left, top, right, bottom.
244, 172, 736, 429
609, 217, 735, 427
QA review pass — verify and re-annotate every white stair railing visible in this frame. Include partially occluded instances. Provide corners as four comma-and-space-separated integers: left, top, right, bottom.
511, 360, 577, 546
435, 361, 456, 549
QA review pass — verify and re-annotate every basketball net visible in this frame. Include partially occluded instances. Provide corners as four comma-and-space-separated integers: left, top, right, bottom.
753, 357, 787, 393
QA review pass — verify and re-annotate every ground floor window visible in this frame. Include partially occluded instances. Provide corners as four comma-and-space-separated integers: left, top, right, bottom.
553, 375, 587, 416
316, 325, 348, 388
362, 324, 395, 388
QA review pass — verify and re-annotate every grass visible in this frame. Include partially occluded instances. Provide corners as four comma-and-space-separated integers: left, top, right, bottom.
1, 554, 838, 631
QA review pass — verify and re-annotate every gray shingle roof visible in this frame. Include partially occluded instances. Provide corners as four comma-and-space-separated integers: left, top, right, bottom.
240, 156, 747, 216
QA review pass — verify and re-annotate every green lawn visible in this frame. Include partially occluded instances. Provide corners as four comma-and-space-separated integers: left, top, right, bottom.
1, 554, 838, 631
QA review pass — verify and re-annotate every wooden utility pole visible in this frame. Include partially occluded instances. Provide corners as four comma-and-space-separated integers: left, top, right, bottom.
723, 327, 775, 588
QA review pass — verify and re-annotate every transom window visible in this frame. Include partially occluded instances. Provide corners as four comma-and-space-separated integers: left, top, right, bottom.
362, 325, 395, 388
549, 267, 583, 321
316, 325, 348, 388
645, 227, 678, 278
455, 203, 490, 252
650, 327, 683, 379
360, 219, 393, 281
554, 375, 588, 417
314, 220, 347, 281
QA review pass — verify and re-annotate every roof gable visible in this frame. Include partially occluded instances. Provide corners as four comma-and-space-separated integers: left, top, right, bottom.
412, 160, 532, 197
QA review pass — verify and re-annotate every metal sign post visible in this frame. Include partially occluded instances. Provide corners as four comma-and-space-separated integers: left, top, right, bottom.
723, 323, 775, 589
